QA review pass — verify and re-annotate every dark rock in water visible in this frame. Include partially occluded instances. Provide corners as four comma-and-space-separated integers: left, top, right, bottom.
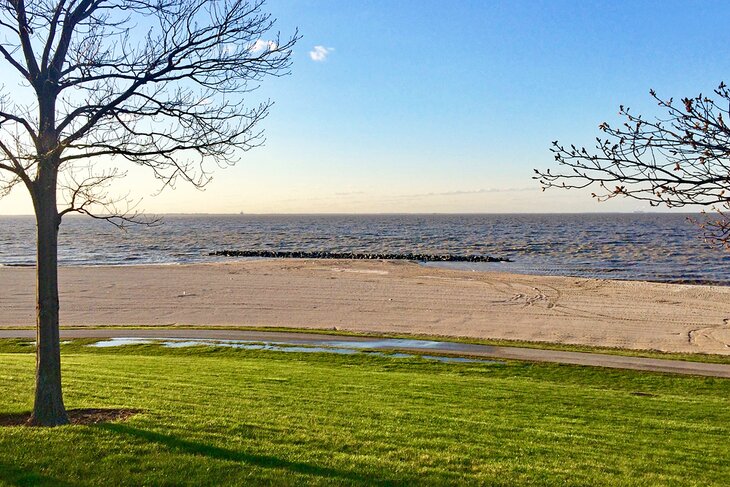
208, 250, 511, 263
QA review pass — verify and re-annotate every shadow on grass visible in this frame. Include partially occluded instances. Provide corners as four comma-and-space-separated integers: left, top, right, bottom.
0, 460, 74, 487
99, 423, 408, 485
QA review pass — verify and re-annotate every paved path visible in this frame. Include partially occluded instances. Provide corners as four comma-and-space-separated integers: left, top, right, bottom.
2, 328, 729, 378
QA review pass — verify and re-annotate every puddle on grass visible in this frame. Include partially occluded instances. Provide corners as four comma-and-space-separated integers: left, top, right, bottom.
88, 337, 499, 364
91, 338, 155, 348
162, 340, 360, 356
324, 339, 450, 350
420, 355, 485, 364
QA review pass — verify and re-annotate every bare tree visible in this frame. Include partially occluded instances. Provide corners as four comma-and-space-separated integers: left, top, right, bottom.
0, 0, 297, 426
535, 83, 730, 245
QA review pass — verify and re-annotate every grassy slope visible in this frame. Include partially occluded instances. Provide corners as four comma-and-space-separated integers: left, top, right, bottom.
0, 341, 728, 486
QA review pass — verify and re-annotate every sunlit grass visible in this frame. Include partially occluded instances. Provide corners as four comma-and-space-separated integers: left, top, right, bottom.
0, 341, 728, 485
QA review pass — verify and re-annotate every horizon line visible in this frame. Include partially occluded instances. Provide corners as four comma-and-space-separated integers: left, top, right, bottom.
0, 210, 705, 217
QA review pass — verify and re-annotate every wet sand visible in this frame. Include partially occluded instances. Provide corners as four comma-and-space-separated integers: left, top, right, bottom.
1, 259, 729, 355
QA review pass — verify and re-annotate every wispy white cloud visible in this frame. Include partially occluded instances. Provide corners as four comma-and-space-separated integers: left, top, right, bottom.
309, 45, 334, 62
249, 39, 278, 53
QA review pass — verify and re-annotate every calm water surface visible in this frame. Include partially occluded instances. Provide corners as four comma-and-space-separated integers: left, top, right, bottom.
0, 214, 727, 284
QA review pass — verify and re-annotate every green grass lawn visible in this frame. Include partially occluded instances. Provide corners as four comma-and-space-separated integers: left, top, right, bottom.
0, 340, 728, 486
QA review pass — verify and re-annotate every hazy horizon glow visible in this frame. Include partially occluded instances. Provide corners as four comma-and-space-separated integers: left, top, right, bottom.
2, 1, 730, 215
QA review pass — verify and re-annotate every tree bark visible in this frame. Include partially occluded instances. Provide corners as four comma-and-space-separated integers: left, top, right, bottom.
29, 169, 69, 427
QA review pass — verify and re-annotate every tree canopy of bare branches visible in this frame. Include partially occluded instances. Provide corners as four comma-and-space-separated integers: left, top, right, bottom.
0, 0, 296, 426
535, 83, 730, 246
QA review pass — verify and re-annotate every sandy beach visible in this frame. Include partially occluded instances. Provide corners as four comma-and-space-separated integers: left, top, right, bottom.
1, 258, 729, 355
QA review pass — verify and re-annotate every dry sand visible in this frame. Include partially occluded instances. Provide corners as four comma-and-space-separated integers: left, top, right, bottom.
1, 259, 729, 355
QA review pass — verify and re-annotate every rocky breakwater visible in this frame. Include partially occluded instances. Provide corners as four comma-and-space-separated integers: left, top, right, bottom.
209, 250, 511, 263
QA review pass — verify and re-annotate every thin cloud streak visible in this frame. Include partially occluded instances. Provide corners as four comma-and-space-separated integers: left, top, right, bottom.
274, 187, 537, 205
396, 187, 538, 199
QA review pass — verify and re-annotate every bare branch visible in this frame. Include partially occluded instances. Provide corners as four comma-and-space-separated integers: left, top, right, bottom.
10, 0, 40, 77
536, 82, 730, 246
0, 43, 29, 77
40, 0, 68, 70
58, 165, 159, 228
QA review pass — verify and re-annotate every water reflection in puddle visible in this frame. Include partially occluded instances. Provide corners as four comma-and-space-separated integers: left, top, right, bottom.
89, 337, 499, 364
92, 338, 154, 347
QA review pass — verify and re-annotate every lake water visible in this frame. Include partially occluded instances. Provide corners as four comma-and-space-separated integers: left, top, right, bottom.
1, 213, 728, 284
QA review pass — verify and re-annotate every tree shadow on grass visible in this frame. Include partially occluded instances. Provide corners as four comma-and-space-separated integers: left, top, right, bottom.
0, 460, 75, 487
98, 423, 410, 485
0, 409, 141, 486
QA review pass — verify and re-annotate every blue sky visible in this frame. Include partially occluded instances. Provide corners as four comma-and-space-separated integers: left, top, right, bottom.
3, 0, 730, 214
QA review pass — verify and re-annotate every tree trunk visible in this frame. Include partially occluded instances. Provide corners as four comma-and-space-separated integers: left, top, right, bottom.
29, 178, 69, 427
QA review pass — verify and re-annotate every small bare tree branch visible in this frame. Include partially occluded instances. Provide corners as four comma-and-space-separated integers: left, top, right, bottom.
536, 82, 730, 246
58, 165, 158, 228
